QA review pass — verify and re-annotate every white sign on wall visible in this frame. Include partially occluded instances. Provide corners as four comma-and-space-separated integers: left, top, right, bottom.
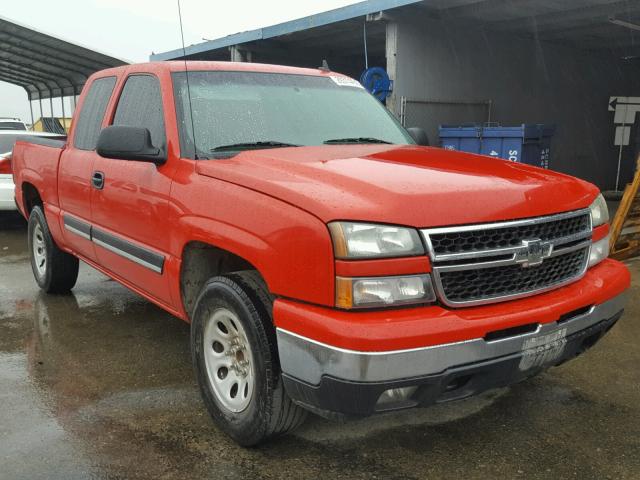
609, 96, 640, 190
614, 126, 631, 146
609, 96, 640, 146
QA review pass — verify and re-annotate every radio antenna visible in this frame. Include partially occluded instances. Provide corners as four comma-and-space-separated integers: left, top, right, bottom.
177, 0, 198, 159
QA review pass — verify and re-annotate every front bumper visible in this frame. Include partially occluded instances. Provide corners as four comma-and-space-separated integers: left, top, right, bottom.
278, 298, 623, 418
276, 260, 629, 419
0, 175, 16, 211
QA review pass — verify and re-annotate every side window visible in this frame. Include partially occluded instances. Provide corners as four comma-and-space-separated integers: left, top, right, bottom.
74, 76, 116, 150
113, 75, 166, 149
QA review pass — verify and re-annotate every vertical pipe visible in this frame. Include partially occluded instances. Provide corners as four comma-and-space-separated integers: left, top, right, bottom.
363, 20, 369, 70
616, 122, 625, 192
49, 95, 54, 119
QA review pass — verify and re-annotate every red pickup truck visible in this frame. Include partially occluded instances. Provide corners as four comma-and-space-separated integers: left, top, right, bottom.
12, 62, 630, 446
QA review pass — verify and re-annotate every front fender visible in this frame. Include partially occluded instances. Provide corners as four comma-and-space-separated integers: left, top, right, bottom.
170, 193, 335, 307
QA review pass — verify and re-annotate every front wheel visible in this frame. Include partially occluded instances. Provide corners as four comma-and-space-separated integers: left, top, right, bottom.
28, 206, 79, 293
191, 271, 307, 446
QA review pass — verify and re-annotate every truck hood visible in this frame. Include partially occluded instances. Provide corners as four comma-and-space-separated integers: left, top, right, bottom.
195, 145, 598, 227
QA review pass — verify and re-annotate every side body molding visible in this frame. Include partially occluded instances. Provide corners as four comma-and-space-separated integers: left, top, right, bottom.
63, 214, 165, 274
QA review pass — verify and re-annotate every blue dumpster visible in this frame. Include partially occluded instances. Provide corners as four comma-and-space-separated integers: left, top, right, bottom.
438, 124, 555, 169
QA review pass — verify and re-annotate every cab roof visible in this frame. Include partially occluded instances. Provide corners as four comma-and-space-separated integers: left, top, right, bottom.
92, 61, 344, 80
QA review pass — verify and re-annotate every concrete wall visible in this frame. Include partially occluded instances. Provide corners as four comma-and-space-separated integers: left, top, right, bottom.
389, 18, 640, 190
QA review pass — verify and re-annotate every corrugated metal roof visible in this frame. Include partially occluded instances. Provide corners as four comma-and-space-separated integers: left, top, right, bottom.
152, 0, 640, 61
0, 16, 128, 100
150, 0, 423, 61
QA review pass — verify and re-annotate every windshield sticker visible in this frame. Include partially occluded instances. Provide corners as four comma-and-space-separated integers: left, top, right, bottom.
330, 76, 364, 89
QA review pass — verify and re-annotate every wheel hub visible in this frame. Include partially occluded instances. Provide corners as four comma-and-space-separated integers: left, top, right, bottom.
32, 224, 47, 276
203, 308, 254, 413
228, 337, 250, 377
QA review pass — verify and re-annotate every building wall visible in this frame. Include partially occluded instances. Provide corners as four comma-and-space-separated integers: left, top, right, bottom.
390, 18, 640, 190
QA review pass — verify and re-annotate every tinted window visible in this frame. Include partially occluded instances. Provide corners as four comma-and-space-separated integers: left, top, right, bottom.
0, 122, 26, 131
74, 76, 116, 150
113, 75, 165, 149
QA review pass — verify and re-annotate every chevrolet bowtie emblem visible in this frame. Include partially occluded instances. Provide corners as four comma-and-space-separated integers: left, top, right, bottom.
515, 238, 553, 267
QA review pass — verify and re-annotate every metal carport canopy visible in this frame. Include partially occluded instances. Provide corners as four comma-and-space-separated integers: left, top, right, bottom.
151, 0, 640, 61
0, 15, 127, 102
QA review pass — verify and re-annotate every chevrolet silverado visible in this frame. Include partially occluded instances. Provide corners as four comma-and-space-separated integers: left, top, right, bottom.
11, 62, 630, 446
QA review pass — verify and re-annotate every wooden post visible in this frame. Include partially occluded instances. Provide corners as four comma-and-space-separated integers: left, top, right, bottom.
610, 155, 640, 260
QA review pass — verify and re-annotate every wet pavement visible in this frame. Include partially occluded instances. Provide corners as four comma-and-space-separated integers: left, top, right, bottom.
1, 211, 639, 480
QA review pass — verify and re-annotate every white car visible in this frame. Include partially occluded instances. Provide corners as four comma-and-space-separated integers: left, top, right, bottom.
0, 117, 27, 131
0, 131, 66, 211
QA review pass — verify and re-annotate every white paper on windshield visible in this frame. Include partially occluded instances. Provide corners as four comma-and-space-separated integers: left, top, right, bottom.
329, 76, 364, 88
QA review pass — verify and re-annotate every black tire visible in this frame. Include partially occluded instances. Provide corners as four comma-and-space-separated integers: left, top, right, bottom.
191, 271, 307, 446
28, 206, 79, 293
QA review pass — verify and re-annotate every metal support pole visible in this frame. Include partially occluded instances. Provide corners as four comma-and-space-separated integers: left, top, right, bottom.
60, 96, 66, 131
38, 96, 44, 130
49, 96, 54, 120
385, 21, 399, 117
29, 100, 34, 129
229, 45, 242, 62
616, 121, 625, 192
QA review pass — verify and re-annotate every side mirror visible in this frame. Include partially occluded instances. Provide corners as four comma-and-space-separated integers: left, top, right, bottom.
407, 127, 430, 146
96, 126, 166, 164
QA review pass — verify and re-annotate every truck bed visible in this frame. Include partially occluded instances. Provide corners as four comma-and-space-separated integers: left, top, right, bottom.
13, 136, 67, 214
19, 135, 66, 149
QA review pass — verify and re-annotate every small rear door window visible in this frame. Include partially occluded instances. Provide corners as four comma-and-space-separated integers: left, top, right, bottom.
112, 75, 166, 149
73, 76, 117, 150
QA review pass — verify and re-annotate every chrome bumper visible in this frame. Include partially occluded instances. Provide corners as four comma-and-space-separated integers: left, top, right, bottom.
276, 292, 627, 386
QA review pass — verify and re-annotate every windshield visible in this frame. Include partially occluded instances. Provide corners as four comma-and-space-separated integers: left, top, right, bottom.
171, 71, 413, 158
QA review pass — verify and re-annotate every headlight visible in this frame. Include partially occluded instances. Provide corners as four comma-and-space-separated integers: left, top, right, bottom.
336, 274, 436, 309
589, 234, 610, 267
589, 193, 609, 227
329, 222, 424, 259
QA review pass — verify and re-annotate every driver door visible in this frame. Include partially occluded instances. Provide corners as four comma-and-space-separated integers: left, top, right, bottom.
90, 73, 173, 304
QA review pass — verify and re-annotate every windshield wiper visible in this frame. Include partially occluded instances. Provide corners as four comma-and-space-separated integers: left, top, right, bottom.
323, 137, 391, 145
210, 141, 299, 152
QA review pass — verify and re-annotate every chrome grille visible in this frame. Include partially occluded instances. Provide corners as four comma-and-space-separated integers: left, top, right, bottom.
439, 248, 589, 304
422, 209, 592, 307
429, 213, 591, 255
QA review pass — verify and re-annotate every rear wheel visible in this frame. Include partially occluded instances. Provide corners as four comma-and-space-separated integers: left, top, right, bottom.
191, 271, 307, 446
28, 206, 79, 293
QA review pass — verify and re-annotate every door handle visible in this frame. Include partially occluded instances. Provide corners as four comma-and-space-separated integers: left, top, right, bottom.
92, 171, 105, 190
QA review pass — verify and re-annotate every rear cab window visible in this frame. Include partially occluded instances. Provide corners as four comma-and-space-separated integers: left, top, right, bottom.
73, 76, 117, 150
